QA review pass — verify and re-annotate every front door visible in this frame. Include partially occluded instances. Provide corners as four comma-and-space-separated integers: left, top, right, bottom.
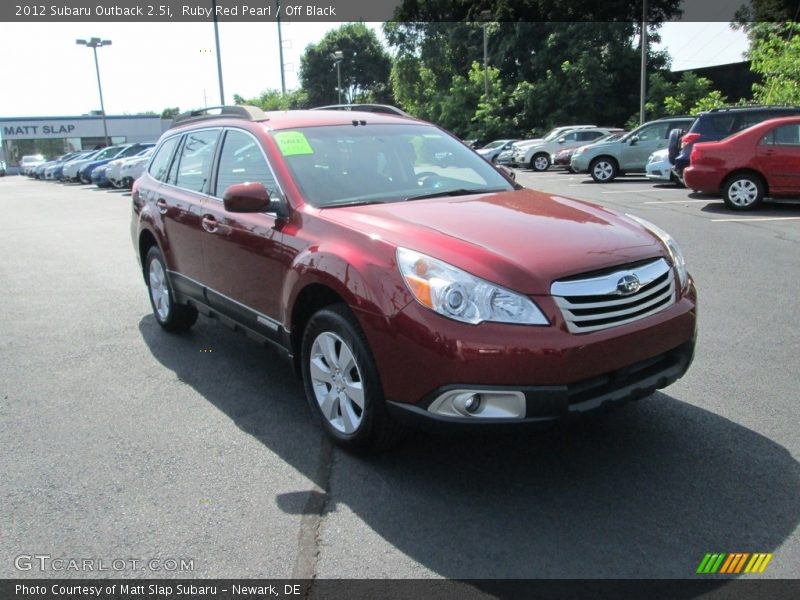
199, 128, 285, 336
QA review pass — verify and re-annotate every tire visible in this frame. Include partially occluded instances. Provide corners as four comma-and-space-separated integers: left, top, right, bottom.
530, 153, 551, 172
145, 246, 198, 331
301, 304, 406, 452
722, 173, 764, 211
667, 128, 684, 164
670, 171, 685, 187
589, 157, 618, 183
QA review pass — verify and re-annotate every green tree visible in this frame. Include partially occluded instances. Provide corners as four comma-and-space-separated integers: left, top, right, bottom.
385, 9, 678, 135
299, 23, 393, 106
161, 107, 180, 119
233, 89, 309, 110
749, 22, 800, 104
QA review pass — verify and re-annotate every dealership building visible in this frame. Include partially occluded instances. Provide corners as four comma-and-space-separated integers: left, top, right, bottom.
0, 114, 171, 172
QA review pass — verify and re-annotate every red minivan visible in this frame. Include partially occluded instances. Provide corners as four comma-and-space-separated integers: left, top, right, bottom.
132, 106, 697, 451
684, 116, 800, 210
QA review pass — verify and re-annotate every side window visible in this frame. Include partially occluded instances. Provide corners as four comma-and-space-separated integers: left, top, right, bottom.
173, 129, 220, 193
214, 130, 278, 197
774, 124, 800, 145
735, 112, 767, 132
166, 136, 185, 185
580, 131, 604, 142
148, 136, 179, 182
636, 123, 669, 141
562, 132, 579, 142
761, 130, 776, 145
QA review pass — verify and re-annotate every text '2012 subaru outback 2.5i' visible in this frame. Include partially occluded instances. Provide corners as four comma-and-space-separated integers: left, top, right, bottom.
132, 105, 697, 452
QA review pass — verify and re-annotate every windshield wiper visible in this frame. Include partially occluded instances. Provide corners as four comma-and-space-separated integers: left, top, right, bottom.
405, 187, 507, 202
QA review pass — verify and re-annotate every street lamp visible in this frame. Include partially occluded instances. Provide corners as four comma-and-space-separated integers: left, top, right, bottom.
75, 37, 112, 147
211, 0, 225, 104
479, 10, 493, 98
276, 1, 286, 95
330, 50, 344, 104
640, 0, 648, 125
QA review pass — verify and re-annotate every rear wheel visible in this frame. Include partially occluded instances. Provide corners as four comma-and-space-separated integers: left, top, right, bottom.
530, 153, 551, 172
723, 173, 764, 211
301, 304, 406, 452
145, 246, 198, 331
590, 157, 618, 183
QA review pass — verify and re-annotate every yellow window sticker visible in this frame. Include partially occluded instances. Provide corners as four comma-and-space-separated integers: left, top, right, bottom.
274, 131, 314, 156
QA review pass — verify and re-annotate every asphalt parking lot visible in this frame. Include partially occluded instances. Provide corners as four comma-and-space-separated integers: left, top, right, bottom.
1, 173, 799, 585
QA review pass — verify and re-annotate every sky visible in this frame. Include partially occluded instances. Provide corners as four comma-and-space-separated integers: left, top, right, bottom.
0, 21, 749, 119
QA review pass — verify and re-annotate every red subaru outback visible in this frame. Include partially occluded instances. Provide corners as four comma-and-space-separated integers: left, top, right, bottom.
132, 106, 697, 451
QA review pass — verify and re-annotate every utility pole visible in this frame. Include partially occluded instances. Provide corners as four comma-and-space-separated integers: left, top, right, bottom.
212, 0, 225, 104
75, 37, 112, 147
640, 0, 648, 125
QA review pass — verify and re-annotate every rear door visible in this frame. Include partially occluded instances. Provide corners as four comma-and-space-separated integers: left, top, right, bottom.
757, 122, 800, 194
199, 128, 285, 336
148, 129, 221, 296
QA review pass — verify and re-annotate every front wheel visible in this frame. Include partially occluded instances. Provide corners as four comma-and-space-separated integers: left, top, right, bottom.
723, 173, 764, 211
301, 305, 406, 452
530, 153, 551, 172
145, 246, 198, 331
590, 157, 618, 183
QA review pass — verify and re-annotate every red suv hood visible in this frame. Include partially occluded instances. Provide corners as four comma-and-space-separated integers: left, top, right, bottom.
321, 188, 665, 295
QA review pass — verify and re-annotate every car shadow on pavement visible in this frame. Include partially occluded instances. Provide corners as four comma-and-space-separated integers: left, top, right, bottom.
695, 198, 800, 216
139, 315, 800, 587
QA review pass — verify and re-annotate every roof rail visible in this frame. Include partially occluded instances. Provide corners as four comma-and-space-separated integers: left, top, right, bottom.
709, 104, 800, 112
172, 105, 268, 126
311, 104, 410, 116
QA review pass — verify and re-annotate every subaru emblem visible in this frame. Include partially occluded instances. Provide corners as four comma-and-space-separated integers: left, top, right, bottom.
616, 274, 641, 295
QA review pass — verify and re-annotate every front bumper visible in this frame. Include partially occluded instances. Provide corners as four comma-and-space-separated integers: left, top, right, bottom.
388, 338, 695, 429
570, 153, 591, 173
360, 280, 697, 424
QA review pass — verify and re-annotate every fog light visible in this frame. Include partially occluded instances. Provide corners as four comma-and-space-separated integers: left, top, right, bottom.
428, 389, 526, 419
464, 394, 481, 413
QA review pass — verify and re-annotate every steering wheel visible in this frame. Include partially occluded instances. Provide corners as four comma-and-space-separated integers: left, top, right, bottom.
416, 171, 442, 188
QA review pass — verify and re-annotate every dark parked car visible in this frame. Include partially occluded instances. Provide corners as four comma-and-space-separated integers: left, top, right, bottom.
684, 116, 800, 210
132, 105, 697, 452
669, 105, 800, 178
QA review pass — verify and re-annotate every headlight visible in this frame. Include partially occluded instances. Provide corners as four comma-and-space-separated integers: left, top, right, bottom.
573, 147, 585, 156
397, 247, 548, 325
626, 215, 688, 291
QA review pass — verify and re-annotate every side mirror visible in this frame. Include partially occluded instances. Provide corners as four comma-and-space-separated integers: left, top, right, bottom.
496, 165, 515, 181
223, 182, 273, 213
557, 137, 566, 144
629, 135, 639, 145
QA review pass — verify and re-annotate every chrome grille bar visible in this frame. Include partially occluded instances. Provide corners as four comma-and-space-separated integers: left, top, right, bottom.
551, 258, 676, 333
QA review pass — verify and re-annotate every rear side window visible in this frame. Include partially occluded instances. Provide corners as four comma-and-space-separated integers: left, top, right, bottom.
764, 124, 800, 146
579, 131, 604, 142
148, 137, 179, 182
214, 130, 278, 197
173, 129, 221, 193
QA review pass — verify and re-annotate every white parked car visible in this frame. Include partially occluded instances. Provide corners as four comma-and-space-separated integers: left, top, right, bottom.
645, 148, 680, 184
476, 139, 519, 163
517, 127, 619, 172
20, 154, 46, 175
106, 146, 154, 188
119, 147, 154, 188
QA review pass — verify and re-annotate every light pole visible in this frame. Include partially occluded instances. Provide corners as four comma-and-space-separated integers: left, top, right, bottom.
640, 0, 648, 125
211, 0, 225, 104
276, 2, 286, 95
480, 10, 493, 98
75, 37, 111, 147
331, 50, 344, 104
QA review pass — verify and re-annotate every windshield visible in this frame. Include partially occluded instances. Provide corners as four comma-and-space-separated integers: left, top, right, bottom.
482, 140, 505, 150
273, 124, 514, 208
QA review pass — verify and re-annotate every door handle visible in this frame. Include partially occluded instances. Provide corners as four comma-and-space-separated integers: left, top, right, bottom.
764, 150, 775, 156
201, 215, 219, 233
156, 198, 168, 214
